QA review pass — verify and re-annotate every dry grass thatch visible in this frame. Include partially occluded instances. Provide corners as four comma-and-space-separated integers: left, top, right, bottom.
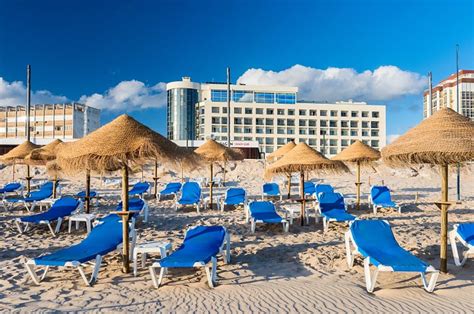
266, 140, 296, 162
194, 139, 244, 162
332, 140, 380, 164
382, 108, 474, 165
24, 139, 63, 166
1, 140, 40, 164
55, 114, 198, 174
266, 142, 349, 176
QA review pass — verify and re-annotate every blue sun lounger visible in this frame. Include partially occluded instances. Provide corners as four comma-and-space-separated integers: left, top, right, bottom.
15, 197, 82, 236
218, 187, 246, 212
129, 181, 150, 199
345, 220, 438, 293
149, 225, 230, 288
449, 223, 474, 266
117, 198, 149, 224
76, 190, 97, 200
25, 214, 136, 286
0, 182, 23, 196
304, 181, 316, 198
314, 184, 334, 201
247, 201, 288, 233
317, 192, 356, 232
157, 182, 182, 201
176, 181, 202, 213
369, 186, 401, 215
2, 182, 53, 211
262, 182, 282, 201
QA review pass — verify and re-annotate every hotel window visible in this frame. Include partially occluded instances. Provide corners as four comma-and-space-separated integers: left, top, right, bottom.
372, 112, 379, 118
222, 117, 228, 124
351, 111, 358, 117
212, 117, 220, 124
309, 129, 316, 135
362, 130, 369, 136
341, 139, 349, 147
276, 93, 296, 104
265, 138, 274, 145
362, 111, 369, 117
371, 140, 379, 148
362, 121, 368, 128
256, 137, 264, 144
211, 90, 227, 102
330, 148, 337, 155
320, 120, 327, 127
244, 137, 252, 141
309, 110, 317, 116
350, 121, 358, 128
234, 118, 242, 125
350, 130, 358, 136
244, 118, 252, 125
299, 109, 306, 116
234, 107, 242, 114
222, 126, 228, 133
212, 126, 220, 133
329, 120, 337, 127
277, 109, 285, 115
371, 121, 379, 128
233, 91, 253, 102
212, 107, 220, 113
341, 111, 348, 117
245, 108, 253, 114
308, 139, 316, 146
277, 128, 285, 134
266, 109, 274, 115
309, 120, 316, 127
234, 127, 242, 133
287, 128, 295, 135
299, 129, 306, 135
277, 138, 286, 145
256, 118, 264, 125
222, 107, 227, 114
256, 108, 264, 114
277, 119, 285, 126
244, 127, 252, 134
320, 129, 327, 135
288, 109, 295, 116
341, 121, 348, 128
330, 139, 337, 146
255, 92, 275, 103
371, 130, 379, 136
330, 129, 337, 135
320, 110, 327, 116
256, 127, 264, 134
287, 119, 295, 126
299, 119, 307, 127
266, 118, 274, 125
266, 128, 274, 134
330, 110, 338, 117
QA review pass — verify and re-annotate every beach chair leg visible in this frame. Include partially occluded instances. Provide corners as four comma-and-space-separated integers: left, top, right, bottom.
25, 263, 42, 285
205, 259, 216, 288
144, 203, 149, 223
283, 221, 289, 233
55, 218, 63, 234
211, 256, 217, 284
47, 222, 56, 237
77, 266, 90, 286
24, 222, 30, 233
420, 271, 439, 293
89, 255, 103, 285
224, 232, 231, 263
364, 258, 379, 293
250, 220, 256, 233
344, 231, 355, 268
323, 218, 328, 233
373, 205, 377, 215
156, 267, 166, 287
397, 206, 402, 214
15, 220, 23, 234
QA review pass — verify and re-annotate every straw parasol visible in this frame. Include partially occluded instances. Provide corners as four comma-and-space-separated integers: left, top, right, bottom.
266, 140, 296, 198
1, 140, 40, 191
382, 108, 474, 273
333, 140, 380, 210
55, 114, 194, 273
24, 139, 63, 198
266, 142, 349, 225
195, 139, 244, 209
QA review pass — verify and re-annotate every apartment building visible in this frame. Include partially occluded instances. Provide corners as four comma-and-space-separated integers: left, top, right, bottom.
423, 70, 474, 120
0, 103, 100, 145
167, 77, 386, 157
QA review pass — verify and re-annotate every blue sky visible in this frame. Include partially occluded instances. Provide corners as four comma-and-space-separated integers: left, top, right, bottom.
1, 0, 473, 141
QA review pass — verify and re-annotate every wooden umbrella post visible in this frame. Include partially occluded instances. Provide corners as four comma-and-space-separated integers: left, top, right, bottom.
181, 163, 184, 182
300, 171, 305, 226
52, 174, 58, 199
12, 162, 15, 182
85, 170, 91, 213
26, 164, 31, 194
287, 173, 291, 199
121, 164, 130, 273
209, 163, 214, 209
356, 160, 362, 210
153, 159, 158, 198
439, 164, 449, 273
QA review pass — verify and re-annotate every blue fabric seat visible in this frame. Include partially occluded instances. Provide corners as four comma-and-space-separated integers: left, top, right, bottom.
262, 183, 282, 200
458, 223, 474, 246
247, 201, 288, 232
450, 223, 474, 266
117, 198, 147, 222
318, 192, 355, 232
0, 182, 22, 194
158, 182, 182, 200
150, 225, 230, 288
128, 182, 150, 197
304, 182, 316, 196
370, 186, 400, 214
314, 184, 334, 201
76, 191, 97, 199
176, 182, 201, 212
219, 187, 246, 211
4, 183, 53, 211
346, 219, 438, 292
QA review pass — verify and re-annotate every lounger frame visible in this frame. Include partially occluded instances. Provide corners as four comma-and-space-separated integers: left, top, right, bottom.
149, 226, 231, 289
344, 220, 438, 293
449, 224, 474, 266
368, 186, 401, 215
218, 188, 247, 212
315, 192, 353, 233
261, 182, 283, 201
246, 202, 289, 233
175, 182, 202, 213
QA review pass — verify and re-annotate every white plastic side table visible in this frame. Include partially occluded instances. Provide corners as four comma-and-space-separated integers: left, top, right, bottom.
133, 241, 172, 276
68, 213, 96, 233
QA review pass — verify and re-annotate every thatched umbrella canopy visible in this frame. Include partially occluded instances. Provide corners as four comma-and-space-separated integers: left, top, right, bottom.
56, 114, 193, 273
195, 139, 244, 209
1, 140, 40, 185
24, 139, 63, 198
266, 140, 297, 198
266, 142, 349, 225
333, 140, 381, 209
382, 108, 474, 273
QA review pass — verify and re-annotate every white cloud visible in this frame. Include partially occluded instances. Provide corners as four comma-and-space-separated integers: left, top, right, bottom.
387, 134, 400, 143
237, 64, 427, 102
79, 80, 167, 111
0, 77, 68, 106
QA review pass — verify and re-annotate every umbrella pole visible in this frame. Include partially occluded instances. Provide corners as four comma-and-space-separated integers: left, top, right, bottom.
85, 170, 91, 213
153, 159, 158, 198
121, 165, 130, 273
209, 163, 213, 209
440, 164, 449, 273
356, 161, 361, 210
53, 174, 58, 199
12, 162, 15, 182
181, 164, 184, 182
287, 174, 291, 199
223, 160, 226, 187
26, 164, 31, 194
141, 166, 144, 182
300, 171, 305, 226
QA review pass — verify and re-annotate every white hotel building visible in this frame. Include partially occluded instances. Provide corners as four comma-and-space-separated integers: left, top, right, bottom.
167, 77, 386, 157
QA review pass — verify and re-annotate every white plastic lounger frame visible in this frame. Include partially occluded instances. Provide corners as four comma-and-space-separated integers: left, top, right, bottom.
246, 204, 289, 233
149, 227, 231, 289
368, 186, 401, 215
449, 224, 474, 266
25, 226, 137, 287
175, 182, 202, 214
315, 192, 351, 233
261, 182, 283, 201
344, 221, 438, 293
217, 188, 247, 212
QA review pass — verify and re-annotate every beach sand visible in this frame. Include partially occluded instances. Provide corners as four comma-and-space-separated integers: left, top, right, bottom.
0, 160, 473, 312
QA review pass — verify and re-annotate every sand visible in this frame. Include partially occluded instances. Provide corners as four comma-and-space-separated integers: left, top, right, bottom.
0, 160, 473, 313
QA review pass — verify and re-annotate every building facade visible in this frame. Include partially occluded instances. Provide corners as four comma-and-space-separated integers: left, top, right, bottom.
167, 77, 386, 157
0, 103, 100, 145
423, 70, 474, 120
